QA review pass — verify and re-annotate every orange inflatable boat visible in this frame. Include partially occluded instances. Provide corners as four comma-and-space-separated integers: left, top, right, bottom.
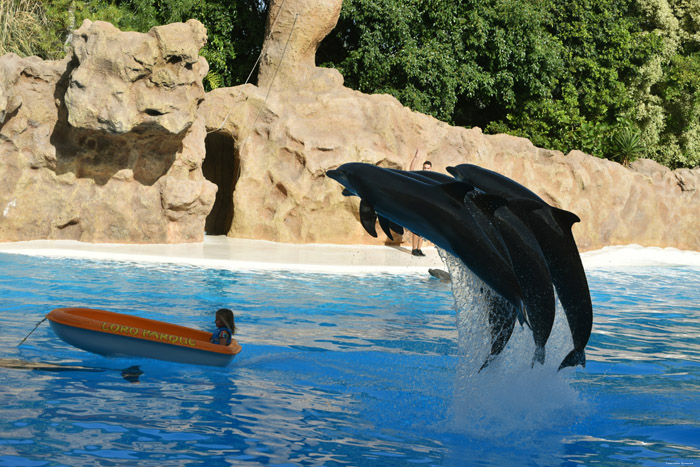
47, 308, 241, 367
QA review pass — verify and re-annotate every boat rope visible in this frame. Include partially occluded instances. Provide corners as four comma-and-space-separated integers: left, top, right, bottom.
231, 12, 298, 150
262, 13, 298, 104
17, 317, 47, 347
208, 0, 294, 135
244, 0, 288, 86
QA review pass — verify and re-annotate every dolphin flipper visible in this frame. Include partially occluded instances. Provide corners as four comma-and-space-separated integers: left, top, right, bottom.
377, 215, 404, 240
359, 200, 378, 237
480, 295, 516, 372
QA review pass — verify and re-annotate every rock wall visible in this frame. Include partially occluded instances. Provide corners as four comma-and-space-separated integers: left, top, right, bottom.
0, 19, 214, 243
1, 1, 699, 251
201, 0, 700, 252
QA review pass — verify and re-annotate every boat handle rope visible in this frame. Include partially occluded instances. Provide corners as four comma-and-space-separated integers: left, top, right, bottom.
17, 317, 47, 347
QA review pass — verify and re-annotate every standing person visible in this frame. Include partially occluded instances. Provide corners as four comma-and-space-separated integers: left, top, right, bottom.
210, 308, 236, 345
409, 151, 432, 257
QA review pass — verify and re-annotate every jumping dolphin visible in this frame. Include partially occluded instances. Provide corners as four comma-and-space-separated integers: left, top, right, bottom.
326, 163, 527, 317
447, 164, 593, 370
490, 203, 555, 366
392, 169, 515, 269
395, 168, 555, 365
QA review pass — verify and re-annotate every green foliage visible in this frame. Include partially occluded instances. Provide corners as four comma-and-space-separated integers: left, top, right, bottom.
22, 0, 266, 89
4, 0, 700, 168
652, 52, 700, 168
609, 120, 646, 166
204, 70, 223, 90
0, 0, 59, 58
320, 0, 699, 168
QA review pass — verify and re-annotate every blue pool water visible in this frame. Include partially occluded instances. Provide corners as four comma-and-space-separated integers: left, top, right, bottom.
0, 252, 698, 466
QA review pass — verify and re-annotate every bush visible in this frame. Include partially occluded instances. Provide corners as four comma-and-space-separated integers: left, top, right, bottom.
0, 0, 53, 57
609, 121, 645, 166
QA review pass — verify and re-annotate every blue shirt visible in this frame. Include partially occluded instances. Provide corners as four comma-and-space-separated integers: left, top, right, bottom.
210, 326, 232, 345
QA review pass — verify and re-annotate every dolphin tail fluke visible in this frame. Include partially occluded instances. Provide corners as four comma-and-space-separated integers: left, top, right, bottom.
557, 349, 586, 371
531, 346, 545, 367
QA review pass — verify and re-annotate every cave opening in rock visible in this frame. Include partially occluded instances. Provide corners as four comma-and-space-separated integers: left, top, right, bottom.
203, 131, 239, 235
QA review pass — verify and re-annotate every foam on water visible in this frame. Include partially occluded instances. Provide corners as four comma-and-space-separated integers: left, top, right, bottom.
438, 248, 588, 444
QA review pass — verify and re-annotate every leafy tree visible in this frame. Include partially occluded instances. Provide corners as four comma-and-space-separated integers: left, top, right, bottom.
653, 52, 700, 167
5, 0, 700, 168
320, 0, 700, 168
22, 0, 267, 90
319, 0, 467, 122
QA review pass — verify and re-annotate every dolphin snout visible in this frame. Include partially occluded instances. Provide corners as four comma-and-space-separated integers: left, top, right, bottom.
325, 169, 341, 180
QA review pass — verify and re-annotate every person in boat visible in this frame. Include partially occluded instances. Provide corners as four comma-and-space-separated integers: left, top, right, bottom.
211, 308, 236, 345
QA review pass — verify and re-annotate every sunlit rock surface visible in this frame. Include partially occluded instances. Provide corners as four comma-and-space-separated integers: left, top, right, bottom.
0, 20, 214, 243
202, 0, 700, 251
1, 1, 699, 250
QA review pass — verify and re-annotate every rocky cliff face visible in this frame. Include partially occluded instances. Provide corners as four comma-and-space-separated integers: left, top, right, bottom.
1, 0, 699, 250
0, 19, 213, 243
201, 0, 700, 251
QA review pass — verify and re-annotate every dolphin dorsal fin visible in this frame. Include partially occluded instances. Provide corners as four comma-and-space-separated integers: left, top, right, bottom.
378, 215, 404, 240
359, 200, 378, 238
506, 198, 545, 215
439, 182, 475, 204
551, 207, 581, 229
469, 193, 508, 216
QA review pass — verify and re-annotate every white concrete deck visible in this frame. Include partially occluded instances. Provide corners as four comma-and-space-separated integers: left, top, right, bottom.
0, 236, 445, 274
1, 237, 699, 273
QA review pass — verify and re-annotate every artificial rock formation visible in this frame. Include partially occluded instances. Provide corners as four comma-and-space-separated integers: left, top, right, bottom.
202, 0, 700, 251
1, 1, 700, 251
0, 19, 214, 243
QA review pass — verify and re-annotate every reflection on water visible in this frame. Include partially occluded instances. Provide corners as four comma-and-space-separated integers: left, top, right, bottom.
0, 253, 698, 466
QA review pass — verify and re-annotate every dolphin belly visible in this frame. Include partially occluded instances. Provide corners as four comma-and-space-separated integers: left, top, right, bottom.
494, 207, 556, 366
526, 210, 593, 370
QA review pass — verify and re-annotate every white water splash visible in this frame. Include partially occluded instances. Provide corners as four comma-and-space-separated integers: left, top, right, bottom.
437, 248, 588, 442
